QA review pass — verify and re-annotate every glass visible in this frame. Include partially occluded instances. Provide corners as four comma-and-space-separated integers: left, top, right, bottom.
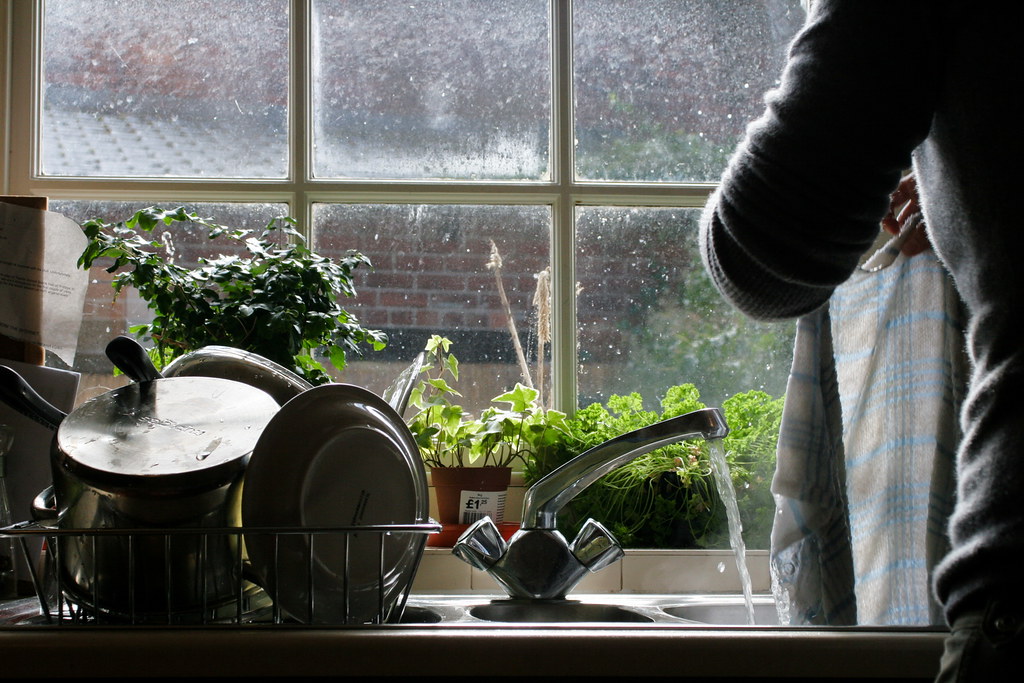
48, 200, 289, 402
575, 206, 793, 553
573, 0, 806, 182
312, 203, 551, 408
40, 0, 289, 178
311, 0, 551, 180
575, 206, 794, 410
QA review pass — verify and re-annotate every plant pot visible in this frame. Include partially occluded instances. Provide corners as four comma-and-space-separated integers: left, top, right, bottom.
429, 466, 517, 548
430, 466, 512, 526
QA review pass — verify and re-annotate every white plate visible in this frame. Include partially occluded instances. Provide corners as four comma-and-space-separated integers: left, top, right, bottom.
242, 383, 428, 624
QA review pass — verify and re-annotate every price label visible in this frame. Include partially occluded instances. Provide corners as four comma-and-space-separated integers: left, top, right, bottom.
458, 489, 506, 524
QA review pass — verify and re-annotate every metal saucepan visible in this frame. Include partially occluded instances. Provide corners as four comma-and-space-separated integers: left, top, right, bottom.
0, 337, 279, 621
162, 345, 313, 406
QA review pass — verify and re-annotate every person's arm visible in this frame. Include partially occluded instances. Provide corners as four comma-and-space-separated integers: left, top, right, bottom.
699, 0, 941, 320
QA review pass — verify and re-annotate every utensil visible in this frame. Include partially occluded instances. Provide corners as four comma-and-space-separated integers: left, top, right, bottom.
162, 345, 312, 406
0, 357, 280, 622
104, 335, 162, 383
242, 383, 428, 624
381, 351, 426, 417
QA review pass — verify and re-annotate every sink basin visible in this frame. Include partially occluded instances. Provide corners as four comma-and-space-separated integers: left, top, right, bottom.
469, 600, 653, 623
401, 594, 780, 625
662, 600, 780, 625
398, 605, 444, 624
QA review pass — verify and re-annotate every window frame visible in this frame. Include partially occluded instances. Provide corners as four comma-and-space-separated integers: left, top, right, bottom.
1, 0, 716, 412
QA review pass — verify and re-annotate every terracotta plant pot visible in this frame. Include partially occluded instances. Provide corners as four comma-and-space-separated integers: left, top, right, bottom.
428, 466, 518, 548
431, 466, 512, 525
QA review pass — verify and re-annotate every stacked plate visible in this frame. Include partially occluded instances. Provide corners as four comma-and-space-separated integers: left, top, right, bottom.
167, 346, 431, 624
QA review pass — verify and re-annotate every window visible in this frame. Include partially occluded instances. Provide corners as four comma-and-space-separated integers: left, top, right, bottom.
6, 0, 803, 557
7, 0, 802, 412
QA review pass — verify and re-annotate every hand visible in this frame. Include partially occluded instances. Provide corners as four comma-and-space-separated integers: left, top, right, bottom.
882, 172, 930, 257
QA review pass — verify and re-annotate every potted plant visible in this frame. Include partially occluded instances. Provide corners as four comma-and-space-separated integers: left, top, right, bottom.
406, 335, 572, 545
77, 206, 386, 384
523, 384, 782, 550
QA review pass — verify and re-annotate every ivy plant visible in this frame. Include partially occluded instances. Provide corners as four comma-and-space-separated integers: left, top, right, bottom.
407, 335, 572, 469
78, 206, 386, 385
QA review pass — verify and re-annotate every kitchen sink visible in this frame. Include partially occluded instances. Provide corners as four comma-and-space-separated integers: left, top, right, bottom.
661, 599, 780, 625
0, 593, 780, 627
397, 605, 445, 624
468, 600, 653, 623
401, 594, 780, 626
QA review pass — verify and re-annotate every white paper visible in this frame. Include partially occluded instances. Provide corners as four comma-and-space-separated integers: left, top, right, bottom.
0, 202, 89, 366
458, 489, 507, 524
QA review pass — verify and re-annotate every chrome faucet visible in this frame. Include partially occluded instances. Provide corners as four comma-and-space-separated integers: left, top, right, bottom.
452, 407, 729, 600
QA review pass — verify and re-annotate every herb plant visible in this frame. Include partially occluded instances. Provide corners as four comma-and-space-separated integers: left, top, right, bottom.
407, 335, 572, 469
77, 206, 386, 384
524, 384, 782, 550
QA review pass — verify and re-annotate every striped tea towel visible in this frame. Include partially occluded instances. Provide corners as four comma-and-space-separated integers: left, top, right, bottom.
770, 307, 857, 625
829, 235, 967, 625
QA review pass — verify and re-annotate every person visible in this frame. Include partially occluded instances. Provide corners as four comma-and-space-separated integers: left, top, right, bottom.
881, 172, 930, 257
698, 1, 1023, 681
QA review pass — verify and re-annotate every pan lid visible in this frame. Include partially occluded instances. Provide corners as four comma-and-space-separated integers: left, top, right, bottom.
56, 376, 279, 493
161, 345, 313, 406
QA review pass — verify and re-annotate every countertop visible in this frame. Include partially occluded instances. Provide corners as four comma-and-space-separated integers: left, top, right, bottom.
1, 622, 946, 680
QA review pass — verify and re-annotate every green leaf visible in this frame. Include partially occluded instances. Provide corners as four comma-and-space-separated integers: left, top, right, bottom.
492, 383, 539, 413
77, 206, 385, 383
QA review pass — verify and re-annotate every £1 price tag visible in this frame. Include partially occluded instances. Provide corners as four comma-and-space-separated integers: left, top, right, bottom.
458, 489, 506, 525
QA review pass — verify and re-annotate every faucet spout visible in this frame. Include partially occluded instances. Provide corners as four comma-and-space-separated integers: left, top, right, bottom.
521, 407, 728, 530
452, 407, 730, 600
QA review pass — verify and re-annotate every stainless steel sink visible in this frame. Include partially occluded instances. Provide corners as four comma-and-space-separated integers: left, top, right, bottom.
398, 605, 445, 624
661, 600, 780, 625
401, 594, 780, 626
468, 600, 653, 623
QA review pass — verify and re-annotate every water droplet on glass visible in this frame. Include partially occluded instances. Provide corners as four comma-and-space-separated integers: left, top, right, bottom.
716, 562, 726, 574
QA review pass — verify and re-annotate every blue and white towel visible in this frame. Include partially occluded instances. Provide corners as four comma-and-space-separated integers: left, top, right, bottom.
771, 233, 967, 626
770, 308, 857, 625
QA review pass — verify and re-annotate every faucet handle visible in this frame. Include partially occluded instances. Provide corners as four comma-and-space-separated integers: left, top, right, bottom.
569, 518, 624, 572
452, 516, 508, 570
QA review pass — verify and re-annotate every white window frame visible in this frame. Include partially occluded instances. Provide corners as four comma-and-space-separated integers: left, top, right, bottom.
1, 0, 715, 412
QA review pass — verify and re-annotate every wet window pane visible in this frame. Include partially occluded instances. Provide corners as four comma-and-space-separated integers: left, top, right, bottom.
41, 1, 289, 178
48, 201, 289, 401
576, 206, 794, 409
311, 0, 551, 180
573, 0, 805, 182
312, 204, 551, 407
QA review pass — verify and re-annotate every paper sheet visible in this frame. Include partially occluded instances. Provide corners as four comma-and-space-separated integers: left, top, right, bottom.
0, 202, 89, 366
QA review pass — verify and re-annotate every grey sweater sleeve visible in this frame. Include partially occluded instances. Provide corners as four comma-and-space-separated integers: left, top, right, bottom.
699, 0, 938, 321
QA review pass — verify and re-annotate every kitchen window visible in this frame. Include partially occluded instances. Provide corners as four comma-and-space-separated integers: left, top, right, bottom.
4, 0, 802, 432
2, 2, 959, 635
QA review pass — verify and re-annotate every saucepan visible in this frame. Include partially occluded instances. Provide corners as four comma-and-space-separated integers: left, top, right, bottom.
0, 336, 279, 622
160, 344, 313, 406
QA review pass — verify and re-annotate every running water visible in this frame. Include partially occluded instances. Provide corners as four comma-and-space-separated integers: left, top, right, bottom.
707, 438, 756, 625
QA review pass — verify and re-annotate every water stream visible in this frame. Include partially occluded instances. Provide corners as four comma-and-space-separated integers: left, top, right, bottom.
707, 438, 756, 625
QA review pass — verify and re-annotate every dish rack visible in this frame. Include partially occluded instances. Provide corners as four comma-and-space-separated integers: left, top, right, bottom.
0, 520, 440, 628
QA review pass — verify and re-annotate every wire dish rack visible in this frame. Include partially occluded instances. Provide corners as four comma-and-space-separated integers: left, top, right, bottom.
0, 520, 440, 627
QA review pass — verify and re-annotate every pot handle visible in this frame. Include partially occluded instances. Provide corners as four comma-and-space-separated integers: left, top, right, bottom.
105, 335, 164, 383
0, 365, 65, 430
31, 485, 59, 526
